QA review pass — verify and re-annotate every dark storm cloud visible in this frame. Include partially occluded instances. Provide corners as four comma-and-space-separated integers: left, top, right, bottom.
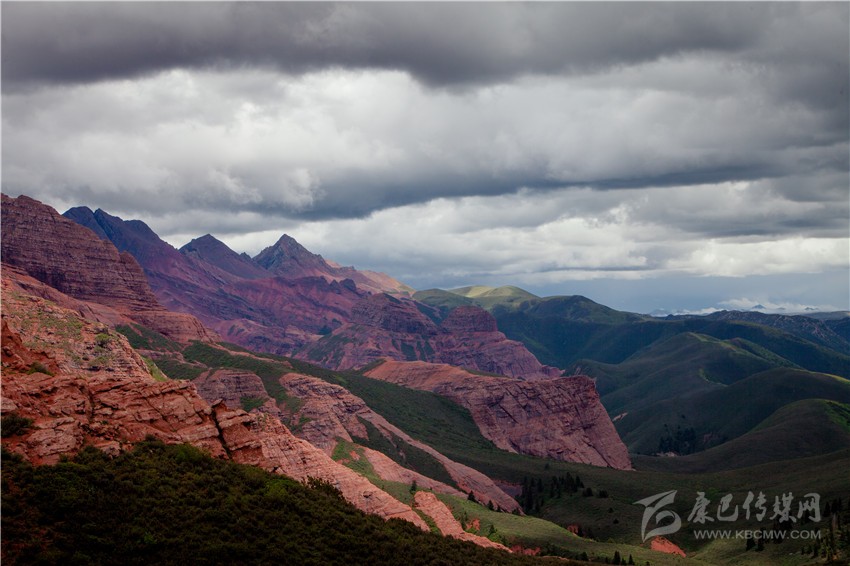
3, 2, 842, 92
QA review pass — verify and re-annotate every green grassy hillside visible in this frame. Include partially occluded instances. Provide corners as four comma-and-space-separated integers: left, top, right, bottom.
587, 332, 793, 410
626, 399, 850, 473
412, 288, 475, 315
615, 368, 850, 456
415, 285, 539, 315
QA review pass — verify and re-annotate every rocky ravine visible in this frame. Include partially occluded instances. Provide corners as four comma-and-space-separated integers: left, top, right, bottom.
365, 360, 633, 470
0, 283, 428, 531
276, 372, 522, 513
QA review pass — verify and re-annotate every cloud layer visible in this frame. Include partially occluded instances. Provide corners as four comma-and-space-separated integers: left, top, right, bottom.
2, 2, 847, 312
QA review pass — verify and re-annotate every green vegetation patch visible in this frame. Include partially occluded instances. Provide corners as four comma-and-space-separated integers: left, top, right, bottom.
148, 357, 205, 381
182, 342, 290, 402
240, 396, 266, 412
115, 324, 181, 352
26, 361, 53, 376
302, 332, 354, 366
141, 356, 168, 382
1, 413, 34, 438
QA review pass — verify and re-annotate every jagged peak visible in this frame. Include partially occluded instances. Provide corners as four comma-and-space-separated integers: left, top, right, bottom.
180, 233, 269, 280
181, 233, 228, 251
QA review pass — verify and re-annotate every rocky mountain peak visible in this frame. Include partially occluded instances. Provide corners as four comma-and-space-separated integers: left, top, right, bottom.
254, 233, 329, 278
180, 234, 269, 280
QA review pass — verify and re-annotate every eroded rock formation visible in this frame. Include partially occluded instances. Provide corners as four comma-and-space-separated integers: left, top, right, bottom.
365, 360, 632, 470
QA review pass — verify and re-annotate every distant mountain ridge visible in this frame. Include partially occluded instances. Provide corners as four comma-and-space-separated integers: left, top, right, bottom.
415, 283, 850, 464
61, 201, 562, 382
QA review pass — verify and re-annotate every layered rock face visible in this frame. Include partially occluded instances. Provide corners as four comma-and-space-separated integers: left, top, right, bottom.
300, 296, 561, 380
193, 369, 280, 417
0, 283, 427, 530
278, 372, 522, 513
2, 195, 214, 343
365, 361, 632, 470
4, 196, 160, 311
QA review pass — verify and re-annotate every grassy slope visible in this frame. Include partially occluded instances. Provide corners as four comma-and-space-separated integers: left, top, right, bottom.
282, 356, 850, 563
617, 368, 850, 456
493, 312, 850, 378
592, 332, 791, 411
626, 399, 850, 474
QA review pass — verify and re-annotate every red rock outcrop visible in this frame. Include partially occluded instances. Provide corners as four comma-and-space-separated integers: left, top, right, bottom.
277, 372, 523, 513
3, 266, 136, 328
299, 295, 561, 380
650, 536, 687, 557
2, 195, 215, 343
0, 284, 427, 530
365, 360, 632, 470
412, 491, 510, 551
193, 368, 280, 417
440, 306, 499, 333
209, 404, 428, 528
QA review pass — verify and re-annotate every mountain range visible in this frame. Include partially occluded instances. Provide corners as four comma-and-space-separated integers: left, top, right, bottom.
2, 193, 849, 564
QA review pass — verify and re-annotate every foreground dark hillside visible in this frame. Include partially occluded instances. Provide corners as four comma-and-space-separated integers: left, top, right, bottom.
0, 441, 557, 566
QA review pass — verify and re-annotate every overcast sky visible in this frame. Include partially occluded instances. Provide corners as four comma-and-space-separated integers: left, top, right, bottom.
2, 2, 848, 314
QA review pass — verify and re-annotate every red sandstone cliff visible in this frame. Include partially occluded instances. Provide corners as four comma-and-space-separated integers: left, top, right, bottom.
1, 195, 215, 343
365, 360, 632, 470
0, 282, 428, 530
